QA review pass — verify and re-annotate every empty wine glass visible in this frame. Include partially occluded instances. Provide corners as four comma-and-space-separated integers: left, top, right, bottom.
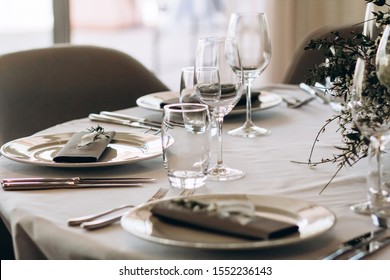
350, 38, 390, 227
195, 37, 245, 181
227, 12, 272, 138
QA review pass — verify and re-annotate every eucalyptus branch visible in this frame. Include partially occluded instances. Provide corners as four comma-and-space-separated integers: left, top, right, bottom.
298, 0, 390, 192
308, 115, 341, 165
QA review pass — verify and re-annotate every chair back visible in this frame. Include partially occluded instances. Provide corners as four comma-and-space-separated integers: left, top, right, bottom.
0, 45, 169, 144
282, 24, 364, 84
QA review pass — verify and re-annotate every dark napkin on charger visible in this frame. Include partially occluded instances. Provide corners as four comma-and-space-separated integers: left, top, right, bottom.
160, 91, 261, 108
53, 131, 115, 163
151, 199, 299, 240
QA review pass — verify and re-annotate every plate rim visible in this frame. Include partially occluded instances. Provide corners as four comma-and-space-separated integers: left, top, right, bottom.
121, 193, 336, 250
136, 90, 282, 114
0, 131, 162, 168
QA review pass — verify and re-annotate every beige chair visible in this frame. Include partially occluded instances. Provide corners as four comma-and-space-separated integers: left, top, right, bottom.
282, 24, 364, 85
0, 44, 169, 259
0, 44, 169, 145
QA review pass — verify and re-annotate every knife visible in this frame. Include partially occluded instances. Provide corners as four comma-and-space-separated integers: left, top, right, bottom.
88, 114, 161, 131
1, 177, 154, 190
322, 229, 386, 260
100, 111, 162, 128
1, 182, 143, 190
348, 235, 390, 260
1, 177, 155, 183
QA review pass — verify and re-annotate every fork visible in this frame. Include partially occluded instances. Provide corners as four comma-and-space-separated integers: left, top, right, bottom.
73, 187, 169, 230
68, 203, 135, 226
179, 188, 196, 197
282, 95, 316, 108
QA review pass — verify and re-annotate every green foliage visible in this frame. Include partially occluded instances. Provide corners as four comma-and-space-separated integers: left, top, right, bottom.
300, 1, 390, 191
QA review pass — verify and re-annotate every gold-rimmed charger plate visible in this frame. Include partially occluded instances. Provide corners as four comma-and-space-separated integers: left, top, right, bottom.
121, 194, 336, 250
0, 132, 162, 168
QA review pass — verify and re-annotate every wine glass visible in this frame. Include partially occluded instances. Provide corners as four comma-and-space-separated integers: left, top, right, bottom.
179, 66, 197, 103
350, 28, 390, 227
194, 37, 245, 181
227, 12, 272, 138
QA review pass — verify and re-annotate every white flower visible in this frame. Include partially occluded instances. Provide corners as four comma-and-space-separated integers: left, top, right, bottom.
77, 131, 100, 148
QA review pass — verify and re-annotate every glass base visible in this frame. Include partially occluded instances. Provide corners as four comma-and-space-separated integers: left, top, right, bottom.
350, 201, 372, 215
228, 123, 271, 138
207, 164, 245, 181
168, 171, 207, 189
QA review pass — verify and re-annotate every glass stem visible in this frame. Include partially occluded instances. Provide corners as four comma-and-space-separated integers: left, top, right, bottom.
245, 81, 253, 126
215, 114, 224, 166
368, 136, 384, 196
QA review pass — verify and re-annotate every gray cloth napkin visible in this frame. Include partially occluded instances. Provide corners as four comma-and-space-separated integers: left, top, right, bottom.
160, 91, 261, 108
53, 131, 115, 163
151, 199, 299, 240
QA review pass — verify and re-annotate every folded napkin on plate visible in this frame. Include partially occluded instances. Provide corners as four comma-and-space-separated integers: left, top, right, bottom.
151, 198, 299, 240
53, 130, 115, 163
160, 91, 261, 108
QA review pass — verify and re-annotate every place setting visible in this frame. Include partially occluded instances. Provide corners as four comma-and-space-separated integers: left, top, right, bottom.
2, 4, 390, 263
0, 122, 164, 191
1, 128, 162, 168
135, 88, 283, 115
120, 193, 336, 250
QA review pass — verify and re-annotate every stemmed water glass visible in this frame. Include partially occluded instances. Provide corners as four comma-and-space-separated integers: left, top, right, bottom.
227, 12, 272, 138
350, 25, 390, 227
194, 37, 245, 181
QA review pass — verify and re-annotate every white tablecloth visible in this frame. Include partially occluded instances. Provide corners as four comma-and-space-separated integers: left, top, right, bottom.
0, 84, 388, 259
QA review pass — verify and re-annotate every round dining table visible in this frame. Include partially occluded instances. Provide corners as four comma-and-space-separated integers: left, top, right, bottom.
0, 84, 388, 260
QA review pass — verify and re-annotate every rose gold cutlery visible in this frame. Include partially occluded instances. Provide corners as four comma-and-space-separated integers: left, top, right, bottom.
67, 187, 168, 227
348, 235, 390, 259
299, 82, 329, 104
88, 113, 161, 133
1, 177, 155, 191
68, 204, 136, 226
322, 229, 386, 260
79, 187, 169, 230
282, 95, 316, 108
99, 111, 162, 128
69, 187, 196, 230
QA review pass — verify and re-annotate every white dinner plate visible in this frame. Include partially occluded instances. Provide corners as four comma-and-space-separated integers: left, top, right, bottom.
0, 132, 162, 168
121, 194, 336, 250
136, 90, 282, 114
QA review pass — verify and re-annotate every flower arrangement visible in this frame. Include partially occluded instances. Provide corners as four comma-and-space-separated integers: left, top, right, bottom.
300, 0, 390, 192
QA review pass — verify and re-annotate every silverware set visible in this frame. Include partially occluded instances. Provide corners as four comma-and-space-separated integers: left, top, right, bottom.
299, 82, 329, 104
281, 95, 316, 109
68, 187, 195, 230
322, 229, 389, 260
279, 83, 330, 109
89, 111, 161, 134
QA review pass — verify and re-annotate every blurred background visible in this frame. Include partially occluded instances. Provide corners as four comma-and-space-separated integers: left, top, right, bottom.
0, 0, 367, 91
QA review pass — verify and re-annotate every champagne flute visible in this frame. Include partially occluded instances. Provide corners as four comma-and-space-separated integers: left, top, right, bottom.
227, 12, 271, 138
195, 37, 245, 181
